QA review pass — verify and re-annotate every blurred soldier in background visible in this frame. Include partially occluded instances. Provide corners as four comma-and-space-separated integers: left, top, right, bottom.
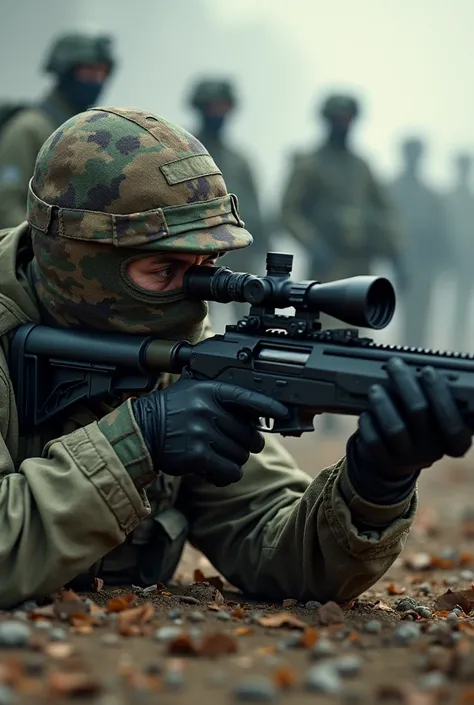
0, 31, 115, 228
189, 79, 268, 328
281, 94, 400, 285
280, 93, 400, 436
444, 152, 474, 352
389, 138, 449, 349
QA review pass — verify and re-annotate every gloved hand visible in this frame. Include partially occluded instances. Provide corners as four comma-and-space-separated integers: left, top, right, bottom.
132, 376, 288, 487
347, 357, 473, 504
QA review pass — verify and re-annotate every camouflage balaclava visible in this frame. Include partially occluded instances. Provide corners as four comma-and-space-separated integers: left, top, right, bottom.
27, 107, 252, 342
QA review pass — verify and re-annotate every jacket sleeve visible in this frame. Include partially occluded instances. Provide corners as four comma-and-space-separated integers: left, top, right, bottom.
178, 434, 416, 603
0, 112, 48, 229
0, 352, 154, 608
365, 165, 401, 260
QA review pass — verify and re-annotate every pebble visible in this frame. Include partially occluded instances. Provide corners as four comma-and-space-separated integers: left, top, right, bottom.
363, 620, 382, 634
459, 569, 474, 581
188, 628, 203, 641
305, 665, 342, 694
49, 627, 68, 642
444, 576, 457, 586
310, 639, 336, 659
453, 607, 463, 616
249, 611, 265, 622
417, 583, 431, 596
11, 611, 27, 622
263, 655, 283, 668
446, 611, 459, 624
334, 656, 363, 678
168, 608, 182, 620
393, 623, 421, 645
0, 685, 15, 705
440, 547, 457, 560
164, 669, 186, 690
153, 626, 182, 643
395, 597, 418, 613
415, 607, 432, 619
418, 672, 447, 691
179, 596, 200, 605
0, 621, 31, 647
33, 620, 52, 631
234, 676, 279, 701
188, 611, 205, 623
216, 611, 232, 621
101, 633, 120, 647
281, 633, 302, 649
305, 601, 321, 610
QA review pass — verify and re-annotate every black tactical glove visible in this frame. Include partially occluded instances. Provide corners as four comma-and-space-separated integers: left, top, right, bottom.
347, 357, 473, 505
132, 376, 289, 487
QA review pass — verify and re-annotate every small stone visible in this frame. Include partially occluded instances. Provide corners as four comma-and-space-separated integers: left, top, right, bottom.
363, 620, 382, 634
418, 583, 431, 596
334, 655, 363, 677
164, 669, 185, 690
216, 611, 232, 621
173, 619, 184, 626
11, 612, 27, 622
101, 633, 120, 646
33, 620, 52, 631
49, 628, 68, 642
459, 569, 474, 581
440, 547, 457, 560
310, 639, 336, 659
446, 612, 459, 624
393, 623, 421, 645
249, 611, 265, 622
453, 606, 463, 616
0, 622, 31, 647
179, 596, 200, 605
168, 608, 182, 621
395, 597, 418, 613
153, 626, 182, 643
234, 676, 278, 701
415, 607, 432, 619
305, 601, 321, 610
263, 655, 283, 668
418, 671, 447, 691
444, 576, 457, 586
188, 611, 205, 623
305, 665, 342, 694
0, 685, 15, 705
188, 628, 203, 641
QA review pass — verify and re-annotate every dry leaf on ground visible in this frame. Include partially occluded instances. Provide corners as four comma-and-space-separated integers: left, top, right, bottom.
387, 583, 406, 596
193, 569, 224, 593
256, 612, 307, 629
48, 671, 102, 696
273, 666, 296, 689
434, 588, 474, 614
200, 632, 238, 657
117, 602, 154, 636
106, 594, 138, 613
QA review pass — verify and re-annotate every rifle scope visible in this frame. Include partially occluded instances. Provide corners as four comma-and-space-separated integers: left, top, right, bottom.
184, 252, 396, 330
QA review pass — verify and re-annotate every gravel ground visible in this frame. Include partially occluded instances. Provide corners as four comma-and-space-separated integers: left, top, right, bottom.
2, 434, 474, 704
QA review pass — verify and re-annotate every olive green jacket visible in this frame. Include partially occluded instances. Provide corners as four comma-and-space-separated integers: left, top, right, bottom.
0, 224, 416, 608
281, 143, 399, 279
0, 91, 76, 229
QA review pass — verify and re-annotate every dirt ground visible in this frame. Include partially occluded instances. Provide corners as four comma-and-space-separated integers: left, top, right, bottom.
3, 432, 474, 704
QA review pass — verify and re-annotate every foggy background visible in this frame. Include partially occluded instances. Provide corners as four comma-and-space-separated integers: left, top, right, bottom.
1, 0, 473, 355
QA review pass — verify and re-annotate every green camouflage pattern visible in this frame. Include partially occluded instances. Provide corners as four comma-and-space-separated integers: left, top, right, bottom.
27, 107, 252, 253
28, 107, 254, 335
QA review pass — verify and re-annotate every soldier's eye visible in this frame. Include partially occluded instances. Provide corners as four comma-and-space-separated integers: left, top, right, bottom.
154, 265, 174, 278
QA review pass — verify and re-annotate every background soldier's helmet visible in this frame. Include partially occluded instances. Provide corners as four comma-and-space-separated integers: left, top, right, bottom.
320, 94, 359, 120
189, 80, 237, 111
43, 31, 116, 77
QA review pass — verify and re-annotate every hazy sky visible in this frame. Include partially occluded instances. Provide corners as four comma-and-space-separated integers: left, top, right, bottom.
2, 0, 473, 209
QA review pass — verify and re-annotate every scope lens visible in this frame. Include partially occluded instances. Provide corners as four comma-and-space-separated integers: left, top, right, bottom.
366, 278, 396, 328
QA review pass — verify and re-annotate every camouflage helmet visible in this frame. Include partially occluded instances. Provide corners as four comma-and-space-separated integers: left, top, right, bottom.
27, 107, 252, 253
320, 94, 359, 120
189, 79, 237, 111
27, 108, 252, 336
43, 31, 116, 77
